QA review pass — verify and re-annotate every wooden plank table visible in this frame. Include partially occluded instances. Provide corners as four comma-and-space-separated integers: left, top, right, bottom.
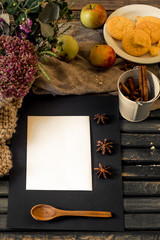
0, 0, 160, 239
1, 112, 160, 238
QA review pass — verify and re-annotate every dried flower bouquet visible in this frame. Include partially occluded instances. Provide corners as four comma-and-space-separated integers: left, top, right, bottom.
0, 0, 75, 102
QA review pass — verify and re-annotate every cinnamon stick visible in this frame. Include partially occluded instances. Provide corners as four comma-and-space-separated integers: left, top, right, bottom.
120, 82, 131, 96
127, 77, 135, 93
139, 66, 143, 100
135, 97, 141, 102
142, 66, 148, 101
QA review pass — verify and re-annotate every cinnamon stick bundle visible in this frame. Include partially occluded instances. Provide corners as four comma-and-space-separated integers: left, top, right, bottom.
120, 66, 149, 102
120, 77, 141, 102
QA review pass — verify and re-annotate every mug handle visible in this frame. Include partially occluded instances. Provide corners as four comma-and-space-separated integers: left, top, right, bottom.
133, 101, 143, 121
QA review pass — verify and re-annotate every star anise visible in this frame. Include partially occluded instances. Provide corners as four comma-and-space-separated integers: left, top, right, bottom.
94, 113, 109, 124
96, 139, 114, 155
94, 163, 111, 179
120, 60, 138, 71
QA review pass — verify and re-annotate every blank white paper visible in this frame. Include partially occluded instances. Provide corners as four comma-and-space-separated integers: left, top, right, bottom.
26, 116, 92, 191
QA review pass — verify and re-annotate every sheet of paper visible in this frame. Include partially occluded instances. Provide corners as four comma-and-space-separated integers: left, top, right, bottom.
26, 116, 92, 191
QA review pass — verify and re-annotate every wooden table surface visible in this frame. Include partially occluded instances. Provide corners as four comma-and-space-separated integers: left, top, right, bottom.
1, 0, 160, 239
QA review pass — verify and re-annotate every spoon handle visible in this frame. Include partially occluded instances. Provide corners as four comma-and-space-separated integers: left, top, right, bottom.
57, 210, 112, 218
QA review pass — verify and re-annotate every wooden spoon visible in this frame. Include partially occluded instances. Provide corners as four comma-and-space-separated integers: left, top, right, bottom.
31, 204, 112, 221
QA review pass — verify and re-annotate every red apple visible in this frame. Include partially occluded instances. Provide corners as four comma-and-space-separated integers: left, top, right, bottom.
80, 4, 107, 29
52, 35, 79, 62
89, 45, 116, 68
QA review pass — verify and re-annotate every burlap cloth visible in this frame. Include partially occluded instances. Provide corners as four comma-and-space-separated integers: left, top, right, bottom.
32, 22, 160, 110
0, 99, 23, 176
0, 22, 160, 176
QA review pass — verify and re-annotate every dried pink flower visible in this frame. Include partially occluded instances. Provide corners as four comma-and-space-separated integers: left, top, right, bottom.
0, 35, 38, 98
18, 18, 32, 38
20, 18, 32, 33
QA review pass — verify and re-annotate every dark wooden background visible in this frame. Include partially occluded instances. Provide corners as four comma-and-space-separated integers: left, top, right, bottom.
67, 0, 160, 10
0, 0, 160, 239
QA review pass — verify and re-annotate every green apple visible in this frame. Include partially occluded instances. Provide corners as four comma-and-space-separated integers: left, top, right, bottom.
80, 4, 107, 29
89, 45, 116, 68
52, 35, 79, 61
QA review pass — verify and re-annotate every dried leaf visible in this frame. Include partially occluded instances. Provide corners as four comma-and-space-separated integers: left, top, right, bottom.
39, 21, 54, 37
0, 13, 10, 25
38, 3, 60, 23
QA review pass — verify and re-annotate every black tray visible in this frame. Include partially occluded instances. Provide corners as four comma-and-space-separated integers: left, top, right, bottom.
8, 94, 124, 231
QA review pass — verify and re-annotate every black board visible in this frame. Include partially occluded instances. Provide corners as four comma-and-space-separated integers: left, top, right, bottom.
7, 93, 124, 231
